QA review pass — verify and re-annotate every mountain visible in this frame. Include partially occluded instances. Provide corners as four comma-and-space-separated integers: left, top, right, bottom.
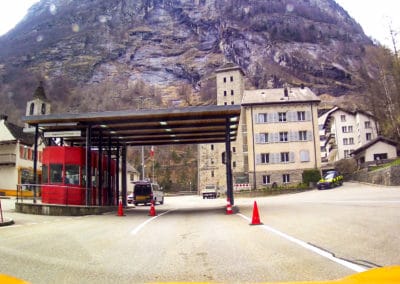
0, 0, 373, 122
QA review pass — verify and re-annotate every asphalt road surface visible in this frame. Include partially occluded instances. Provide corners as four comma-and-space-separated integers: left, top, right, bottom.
1, 182, 399, 283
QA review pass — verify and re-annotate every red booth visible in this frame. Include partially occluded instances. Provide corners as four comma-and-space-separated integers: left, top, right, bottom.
41, 146, 116, 205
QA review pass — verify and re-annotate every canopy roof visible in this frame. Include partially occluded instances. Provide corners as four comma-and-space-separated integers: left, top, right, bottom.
22, 105, 241, 147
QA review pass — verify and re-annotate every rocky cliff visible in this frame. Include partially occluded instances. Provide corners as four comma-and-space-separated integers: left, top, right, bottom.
0, 0, 373, 120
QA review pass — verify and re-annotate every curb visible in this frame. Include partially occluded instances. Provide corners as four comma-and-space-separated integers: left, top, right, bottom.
0, 218, 14, 227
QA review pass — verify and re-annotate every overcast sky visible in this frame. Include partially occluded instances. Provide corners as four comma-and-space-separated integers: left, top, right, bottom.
0, 0, 399, 49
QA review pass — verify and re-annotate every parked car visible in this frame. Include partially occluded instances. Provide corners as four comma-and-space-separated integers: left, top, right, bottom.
317, 171, 343, 190
132, 181, 164, 205
127, 193, 134, 204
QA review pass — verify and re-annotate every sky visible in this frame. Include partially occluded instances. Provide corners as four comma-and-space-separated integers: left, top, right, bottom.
0, 0, 399, 49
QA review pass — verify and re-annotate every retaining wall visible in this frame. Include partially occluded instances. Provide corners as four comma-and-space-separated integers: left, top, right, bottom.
350, 165, 400, 186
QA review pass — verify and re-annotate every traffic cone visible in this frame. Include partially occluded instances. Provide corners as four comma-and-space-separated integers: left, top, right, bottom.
250, 200, 262, 225
149, 199, 156, 216
117, 200, 125, 216
226, 198, 233, 215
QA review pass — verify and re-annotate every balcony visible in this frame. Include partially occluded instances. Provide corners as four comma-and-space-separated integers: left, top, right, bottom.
0, 154, 16, 165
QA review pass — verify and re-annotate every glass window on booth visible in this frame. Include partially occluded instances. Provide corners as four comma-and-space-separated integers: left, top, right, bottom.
50, 164, 63, 183
65, 164, 80, 185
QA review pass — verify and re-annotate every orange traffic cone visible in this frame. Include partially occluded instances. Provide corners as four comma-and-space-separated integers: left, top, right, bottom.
226, 198, 233, 215
250, 200, 262, 225
117, 200, 125, 216
149, 199, 156, 216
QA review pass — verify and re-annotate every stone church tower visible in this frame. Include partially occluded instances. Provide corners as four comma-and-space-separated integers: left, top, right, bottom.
198, 63, 249, 193
24, 81, 51, 129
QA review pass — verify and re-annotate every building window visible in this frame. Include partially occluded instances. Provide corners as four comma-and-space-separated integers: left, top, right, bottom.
343, 138, 348, 145
211, 159, 214, 165
211, 144, 214, 150
50, 164, 63, 183
257, 113, 268, 123
374, 153, 388, 160
211, 171, 214, 177
233, 161, 236, 168
341, 115, 346, 122
344, 150, 350, 158
365, 121, 371, 128
299, 131, 307, 141
230, 76, 233, 82
65, 164, 80, 185
231, 90, 234, 96
366, 133, 372, 141
262, 175, 271, 184
231, 101, 234, 105
283, 174, 290, 183
348, 126, 353, 133
29, 103, 35, 115
224, 102, 227, 105
224, 90, 227, 96
297, 111, 305, 121
232, 147, 236, 153
223, 77, 226, 83
279, 132, 288, 142
349, 137, 354, 144
41, 103, 46, 114
342, 126, 347, 133
300, 150, 310, 162
280, 152, 289, 163
278, 112, 287, 122
261, 153, 269, 164
260, 133, 269, 143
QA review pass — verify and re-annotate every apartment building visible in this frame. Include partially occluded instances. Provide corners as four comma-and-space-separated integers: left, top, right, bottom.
198, 64, 321, 190
322, 108, 379, 162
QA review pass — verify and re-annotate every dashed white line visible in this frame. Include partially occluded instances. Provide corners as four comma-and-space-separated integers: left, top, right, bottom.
237, 213, 367, 273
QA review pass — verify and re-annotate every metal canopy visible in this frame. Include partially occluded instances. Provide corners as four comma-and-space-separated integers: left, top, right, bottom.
22, 105, 241, 146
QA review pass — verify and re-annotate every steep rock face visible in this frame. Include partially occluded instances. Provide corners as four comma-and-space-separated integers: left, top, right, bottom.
0, 0, 373, 116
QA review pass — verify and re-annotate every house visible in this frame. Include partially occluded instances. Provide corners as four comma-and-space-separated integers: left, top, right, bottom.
0, 114, 41, 196
321, 107, 379, 163
0, 82, 51, 196
198, 64, 321, 190
351, 136, 398, 167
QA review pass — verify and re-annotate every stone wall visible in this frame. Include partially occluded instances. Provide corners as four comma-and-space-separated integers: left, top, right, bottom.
350, 165, 400, 186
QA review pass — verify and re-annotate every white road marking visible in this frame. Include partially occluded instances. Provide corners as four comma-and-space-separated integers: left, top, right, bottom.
237, 213, 367, 273
130, 209, 175, 235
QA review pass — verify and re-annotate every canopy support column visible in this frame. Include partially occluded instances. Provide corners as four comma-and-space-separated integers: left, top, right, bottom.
85, 125, 92, 206
121, 145, 127, 207
225, 118, 234, 205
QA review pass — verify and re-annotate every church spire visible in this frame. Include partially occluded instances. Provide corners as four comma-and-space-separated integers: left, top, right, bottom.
33, 81, 49, 102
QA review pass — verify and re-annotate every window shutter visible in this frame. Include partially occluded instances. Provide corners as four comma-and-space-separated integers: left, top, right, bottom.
255, 154, 261, 165
254, 113, 259, 124
300, 150, 310, 162
307, 130, 313, 141
289, 152, 295, 162
305, 111, 311, 121
289, 131, 296, 142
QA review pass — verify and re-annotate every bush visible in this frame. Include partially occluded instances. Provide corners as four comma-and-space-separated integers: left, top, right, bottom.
302, 169, 321, 184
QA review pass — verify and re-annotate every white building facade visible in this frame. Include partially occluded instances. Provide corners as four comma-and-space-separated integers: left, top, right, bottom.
198, 64, 321, 191
322, 108, 379, 162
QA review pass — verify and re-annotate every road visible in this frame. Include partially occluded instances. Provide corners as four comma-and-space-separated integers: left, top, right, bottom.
1, 182, 399, 283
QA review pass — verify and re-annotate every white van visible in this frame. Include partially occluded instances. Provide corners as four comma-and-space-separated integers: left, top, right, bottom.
133, 181, 164, 205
